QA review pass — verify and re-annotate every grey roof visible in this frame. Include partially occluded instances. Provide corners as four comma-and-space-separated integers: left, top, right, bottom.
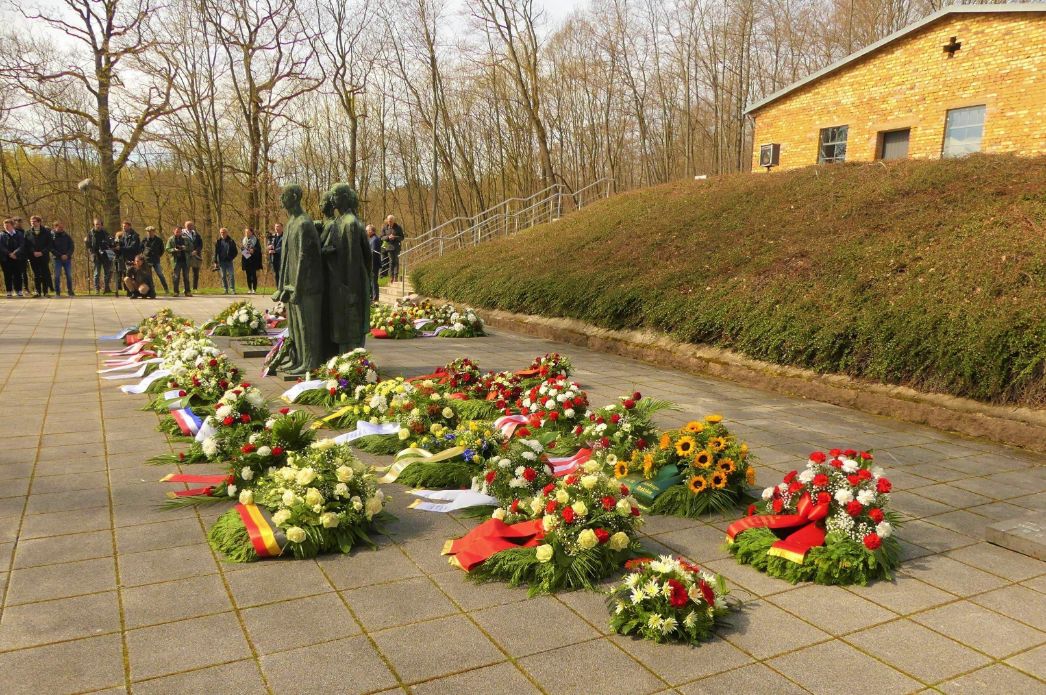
745, 3, 1046, 115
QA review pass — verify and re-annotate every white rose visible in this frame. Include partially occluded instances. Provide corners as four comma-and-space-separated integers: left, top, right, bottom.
529, 497, 544, 515
304, 487, 324, 507
240, 466, 254, 481
279, 466, 297, 482
442, 407, 454, 419
571, 501, 588, 517
608, 531, 630, 551
351, 496, 363, 511
364, 495, 384, 519
576, 529, 598, 550
580, 475, 599, 490
582, 461, 600, 473
296, 467, 318, 486
320, 512, 340, 528
238, 489, 254, 505
761, 487, 774, 500
334, 482, 349, 498
256, 446, 271, 458
271, 509, 291, 526
336, 466, 354, 483
491, 508, 506, 521
285, 526, 306, 543
616, 498, 632, 516
535, 544, 554, 563
555, 489, 570, 505
542, 514, 558, 531
227, 484, 237, 497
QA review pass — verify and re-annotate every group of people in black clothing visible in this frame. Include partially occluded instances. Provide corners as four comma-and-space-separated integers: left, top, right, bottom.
0, 213, 405, 300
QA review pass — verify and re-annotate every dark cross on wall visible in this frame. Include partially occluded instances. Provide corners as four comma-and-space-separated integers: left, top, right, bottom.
943, 36, 962, 57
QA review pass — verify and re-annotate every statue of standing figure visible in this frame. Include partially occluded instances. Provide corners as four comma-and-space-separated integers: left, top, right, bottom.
270, 184, 325, 376
322, 183, 372, 354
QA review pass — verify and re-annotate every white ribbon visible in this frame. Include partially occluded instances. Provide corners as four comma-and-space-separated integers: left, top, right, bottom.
408, 489, 499, 513
99, 327, 135, 341
332, 421, 401, 444
98, 341, 148, 356
280, 379, 327, 403
195, 417, 219, 443
100, 359, 162, 379
119, 369, 172, 394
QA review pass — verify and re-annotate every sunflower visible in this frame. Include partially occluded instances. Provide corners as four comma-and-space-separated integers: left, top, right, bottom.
709, 436, 728, 452
746, 465, 756, 485
613, 461, 629, 479
683, 420, 705, 434
674, 436, 697, 457
710, 471, 728, 489
717, 458, 736, 475
692, 450, 713, 469
688, 475, 708, 494
642, 452, 655, 478
739, 443, 749, 459
705, 414, 723, 424
659, 433, 672, 451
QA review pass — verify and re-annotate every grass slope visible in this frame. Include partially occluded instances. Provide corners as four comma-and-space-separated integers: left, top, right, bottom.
414, 155, 1046, 407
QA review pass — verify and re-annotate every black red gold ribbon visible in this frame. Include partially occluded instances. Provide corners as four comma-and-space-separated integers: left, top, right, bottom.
236, 502, 287, 558
160, 473, 233, 498
442, 518, 545, 571
725, 492, 830, 564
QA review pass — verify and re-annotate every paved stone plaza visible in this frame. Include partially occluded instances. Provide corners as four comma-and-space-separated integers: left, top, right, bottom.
0, 296, 1043, 694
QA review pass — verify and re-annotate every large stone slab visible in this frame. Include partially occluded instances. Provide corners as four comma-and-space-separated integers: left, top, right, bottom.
986, 512, 1046, 560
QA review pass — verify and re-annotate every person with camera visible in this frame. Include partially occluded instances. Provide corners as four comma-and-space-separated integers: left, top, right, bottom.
25, 215, 53, 297
123, 254, 155, 299
85, 218, 114, 295
166, 226, 191, 297
213, 227, 238, 294
142, 226, 169, 295
51, 222, 74, 296
182, 220, 204, 291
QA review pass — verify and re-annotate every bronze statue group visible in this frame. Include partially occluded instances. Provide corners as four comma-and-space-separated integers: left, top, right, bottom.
268, 183, 374, 378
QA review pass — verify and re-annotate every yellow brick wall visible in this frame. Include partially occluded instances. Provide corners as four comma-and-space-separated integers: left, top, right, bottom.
750, 12, 1046, 171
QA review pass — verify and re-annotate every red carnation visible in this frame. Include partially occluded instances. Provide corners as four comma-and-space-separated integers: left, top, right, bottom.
857, 469, 873, 481
632, 391, 642, 400
218, 379, 228, 389
623, 399, 635, 410
829, 448, 842, 457
522, 467, 537, 482
178, 390, 187, 397
847, 475, 861, 487
573, 425, 583, 435
844, 449, 857, 458
812, 473, 829, 488
788, 481, 804, 494
242, 382, 251, 388
610, 414, 621, 425
565, 474, 578, 486
600, 437, 610, 449
562, 506, 575, 524
222, 416, 235, 427
876, 478, 892, 493
279, 407, 290, 415
485, 470, 496, 484
543, 483, 556, 496
783, 470, 798, 484
829, 459, 843, 469
620, 484, 629, 496
572, 396, 584, 406
630, 505, 640, 517
516, 427, 531, 437
510, 499, 520, 513
846, 500, 864, 517
860, 451, 873, 460
869, 507, 885, 523
548, 411, 559, 421
241, 443, 256, 454
602, 496, 615, 511
594, 528, 610, 544
209, 358, 218, 367
271, 447, 284, 456
240, 413, 251, 423
636, 438, 648, 450
772, 498, 784, 513
192, 377, 201, 387
329, 388, 337, 396
863, 533, 882, 550
809, 451, 827, 464
816, 491, 831, 506
667, 578, 688, 608
746, 503, 757, 516
546, 500, 558, 514
624, 557, 652, 571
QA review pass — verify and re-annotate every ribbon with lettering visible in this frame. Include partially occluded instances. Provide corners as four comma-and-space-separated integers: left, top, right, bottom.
331, 420, 401, 444
442, 518, 546, 571
725, 492, 831, 564
280, 379, 326, 403
408, 489, 499, 513
377, 446, 466, 484
236, 502, 287, 558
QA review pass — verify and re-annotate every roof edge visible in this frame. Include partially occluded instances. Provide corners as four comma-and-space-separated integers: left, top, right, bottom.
745, 3, 1046, 115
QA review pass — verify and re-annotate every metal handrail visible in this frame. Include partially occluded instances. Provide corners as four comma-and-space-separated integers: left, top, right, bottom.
393, 177, 614, 293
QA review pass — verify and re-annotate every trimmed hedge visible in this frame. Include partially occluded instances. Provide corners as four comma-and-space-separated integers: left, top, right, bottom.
413, 155, 1046, 407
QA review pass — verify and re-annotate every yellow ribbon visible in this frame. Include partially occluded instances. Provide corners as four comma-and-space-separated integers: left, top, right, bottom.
378, 446, 466, 484
311, 405, 356, 430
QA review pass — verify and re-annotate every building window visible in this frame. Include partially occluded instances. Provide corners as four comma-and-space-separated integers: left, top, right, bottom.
818, 126, 848, 164
879, 129, 910, 161
942, 105, 986, 158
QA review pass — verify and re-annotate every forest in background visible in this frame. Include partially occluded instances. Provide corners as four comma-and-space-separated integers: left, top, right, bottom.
0, 0, 1011, 251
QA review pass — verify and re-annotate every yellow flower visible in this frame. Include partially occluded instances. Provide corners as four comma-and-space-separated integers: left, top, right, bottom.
613, 461, 629, 479
688, 475, 708, 494
642, 453, 655, 478
692, 450, 713, 469
659, 433, 672, 451
746, 465, 756, 485
709, 436, 728, 452
710, 471, 728, 489
740, 442, 749, 457
683, 421, 705, 434
674, 436, 697, 457
705, 414, 723, 424
717, 458, 736, 475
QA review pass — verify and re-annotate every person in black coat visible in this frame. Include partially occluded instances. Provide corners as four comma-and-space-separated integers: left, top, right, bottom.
85, 219, 114, 294
117, 221, 141, 295
367, 224, 381, 300
267, 222, 284, 285
142, 226, 169, 294
183, 220, 204, 290
1, 218, 24, 296
213, 227, 238, 294
123, 254, 155, 299
51, 222, 75, 296
12, 218, 29, 292
240, 227, 263, 294
25, 216, 53, 297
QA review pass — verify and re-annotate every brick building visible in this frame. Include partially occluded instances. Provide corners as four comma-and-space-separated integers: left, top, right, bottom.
748, 4, 1046, 172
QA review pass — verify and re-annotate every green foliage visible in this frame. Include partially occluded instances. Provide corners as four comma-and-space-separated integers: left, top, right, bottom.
413, 156, 1046, 406
208, 508, 259, 563
727, 527, 902, 586
468, 545, 631, 597
352, 434, 403, 455
395, 460, 478, 489
451, 398, 502, 422
647, 484, 737, 519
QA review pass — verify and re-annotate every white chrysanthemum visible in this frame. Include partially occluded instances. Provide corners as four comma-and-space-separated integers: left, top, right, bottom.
841, 458, 859, 473
564, 408, 575, 418
834, 488, 854, 505
215, 405, 233, 419
876, 521, 893, 538
660, 616, 678, 635
630, 587, 645, 605
646, 614, 663, 631
856, 489, 876, 506
201, 437, 219, 457
798, 469, 815, 484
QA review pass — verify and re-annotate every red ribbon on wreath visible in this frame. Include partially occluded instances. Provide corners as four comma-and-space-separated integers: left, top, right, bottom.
442, 518, 545, 571
725, 492, 830, 564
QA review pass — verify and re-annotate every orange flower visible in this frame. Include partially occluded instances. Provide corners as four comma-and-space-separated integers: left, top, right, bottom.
710, 471, 728, 489
745, 465, 756, 485
705, 414, 723, 424
692, 450, 713, 469
717, 458, 736, 475
709, 436, 728, 452
683, 421, 705, 434
659, 433, 672, 450
688, 475, 708, 494
642, 453, 655, 478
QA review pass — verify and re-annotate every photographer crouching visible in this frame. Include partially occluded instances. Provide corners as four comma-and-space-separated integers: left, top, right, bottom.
123, 254, 156, 299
